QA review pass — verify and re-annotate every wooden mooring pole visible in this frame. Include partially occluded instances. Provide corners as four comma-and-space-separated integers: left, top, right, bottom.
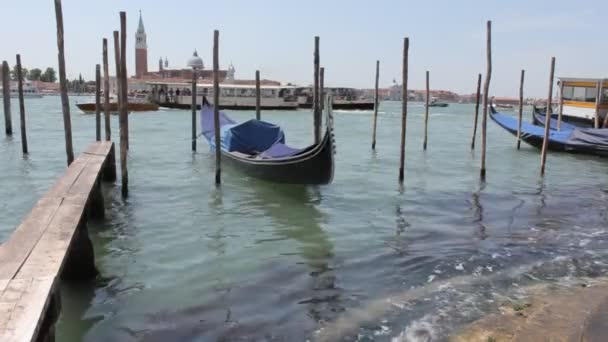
1, 61, 12, 136
213, 30, 221, 185
594, 81, 603, 129
16, 55, 28, 153
103, 38, 111, 141
255, 70, 261, 120
95, 64, 101, 141
191, 68, 197, 151
120, 12, 129, 151
423, 70, 430, 150
371, 60, 379, 150
399, 37, 409, 182
313, 36, 321, 144
480, 20, 492, 180
470, 73, 481, 150
557, 80, 564, 130
113, 30, 121, 117
516, 69, 525, 149
119, 12, 129, 196
54, 0, 74, 165
320, 67, 325, 111
540, 57, 556, 176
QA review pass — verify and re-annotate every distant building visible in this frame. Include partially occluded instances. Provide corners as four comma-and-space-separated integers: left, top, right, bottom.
135, 11, 148, 78
130, 11, 283, 91
133, 11, 228, 82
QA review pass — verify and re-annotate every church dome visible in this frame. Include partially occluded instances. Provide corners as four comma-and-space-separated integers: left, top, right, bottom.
187, 50, 204, 70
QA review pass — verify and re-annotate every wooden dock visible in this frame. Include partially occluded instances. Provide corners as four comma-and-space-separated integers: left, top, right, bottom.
0, 141, 116, 342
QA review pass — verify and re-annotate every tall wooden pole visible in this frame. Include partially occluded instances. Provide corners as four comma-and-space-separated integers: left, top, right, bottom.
470, 73, 482, 150
213, 30, 221, 185
540, 57, 556, 177
399, 37, 409, 182
313, 36, 320, 144
102, 38, 111, 141
54, 0, 74, 165
191, 69, 197, 151
423, 70, 430, 150
371, 60, 379, 150
594, 81, 602, 129
255, 70, 261, 120
320, 67, 325, 111
16, 55, 27, 154
2, 61, 13, 136
516, 69, 525, 149
557, 81, 564, 130
113, 31, 121, 115
602, 82, 608, 128
120, 12, 129, 150
95, 64, 101, 141
480, 20, 492, 181
119, 12, 129, 197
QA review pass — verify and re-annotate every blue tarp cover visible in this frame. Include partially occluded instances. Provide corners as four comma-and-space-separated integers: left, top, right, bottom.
222, 119, 285, 154
200, 106, 305, 158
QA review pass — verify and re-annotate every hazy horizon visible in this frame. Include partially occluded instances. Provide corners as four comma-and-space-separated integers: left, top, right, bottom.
1, 0, 606, 97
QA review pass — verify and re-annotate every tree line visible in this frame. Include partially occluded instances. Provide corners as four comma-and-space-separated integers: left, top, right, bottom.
0, 65, 57, 83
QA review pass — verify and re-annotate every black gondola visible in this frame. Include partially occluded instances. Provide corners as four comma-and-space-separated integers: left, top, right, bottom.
489, 106, 608, 157
200, 98, 335, 184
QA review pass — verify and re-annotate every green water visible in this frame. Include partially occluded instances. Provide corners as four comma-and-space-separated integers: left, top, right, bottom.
2, 97, 608, 341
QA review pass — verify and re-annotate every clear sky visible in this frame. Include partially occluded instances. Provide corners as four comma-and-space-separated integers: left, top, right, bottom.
1, 0, 606, 97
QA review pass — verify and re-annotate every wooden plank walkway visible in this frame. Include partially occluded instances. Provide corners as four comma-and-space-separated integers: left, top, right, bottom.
0, 141, 116, 342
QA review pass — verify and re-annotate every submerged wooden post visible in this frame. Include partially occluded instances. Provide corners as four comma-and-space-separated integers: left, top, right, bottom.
603, 82, 608, 128
103, 38, 111, 141
16, 55, 28, 154
594, 81, 602, 129
213, 30, 221, 185
113, 31, 121, 114
313, 36, 321, 144
557, 80, 564, 130
516, 69, 525, 149
320, 67, 325, 111
54, 0, 74, 165
191, 68, 197, 151
399, 37, 409, 182
17, 55, 27, 154
95, 64, 101, 141
470, 73, 482, 150
423, 70, 430, 150
540, 57, 556, 176
120, 12, 129, 151
371, 60, 379, 150
119, 12, 129, 197
480, 20, 492, 180
1, 61, 12, 136
255, 70, 261, 120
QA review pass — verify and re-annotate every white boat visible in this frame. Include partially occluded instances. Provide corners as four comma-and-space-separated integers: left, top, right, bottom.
148, 82, 299, 110
295, 87, 374, 110
0, 80, 44, 98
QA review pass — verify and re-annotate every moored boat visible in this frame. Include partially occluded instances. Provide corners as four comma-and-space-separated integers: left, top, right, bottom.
76, 94, 159, 113
531, 107, 593, 129
490, 106, 608, 156
200, 97, 335, 184
76, 102, 159, 113
495, 103, 514, 110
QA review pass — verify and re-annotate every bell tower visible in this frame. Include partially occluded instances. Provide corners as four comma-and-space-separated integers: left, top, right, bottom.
135, 10, 148, 78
